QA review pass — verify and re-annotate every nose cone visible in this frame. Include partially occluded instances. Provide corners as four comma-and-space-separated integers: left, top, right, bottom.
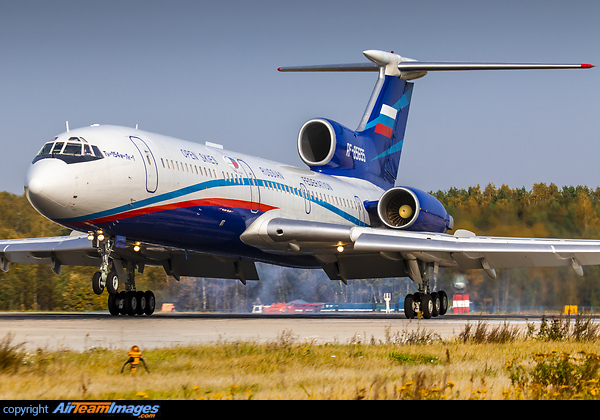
25, 159, 75, 220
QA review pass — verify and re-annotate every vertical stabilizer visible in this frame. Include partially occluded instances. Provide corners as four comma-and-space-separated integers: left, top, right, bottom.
292, 53, 415, 191
281, 50, 593, 191
357, 70, 413, 189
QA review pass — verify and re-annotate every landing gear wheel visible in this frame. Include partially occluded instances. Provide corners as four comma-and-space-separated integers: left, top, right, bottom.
404, 294, 416, 319
123, 291, 138, 316
107, 293, 119, 316
92, 271, 104, 295
438, 290, 449, 316
431, 292, 440, 317
135, 291, 146, 315
421, 294, 433, 319
144, 291, 155, 316
106, 270, 119, 295
117, 291, 127, 315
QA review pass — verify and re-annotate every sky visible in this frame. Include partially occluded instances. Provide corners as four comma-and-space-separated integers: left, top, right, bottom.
0, 0, 598, 195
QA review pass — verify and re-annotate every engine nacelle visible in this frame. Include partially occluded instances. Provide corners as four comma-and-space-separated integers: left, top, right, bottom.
377, 187, 454, 233
297, 118, 358, 169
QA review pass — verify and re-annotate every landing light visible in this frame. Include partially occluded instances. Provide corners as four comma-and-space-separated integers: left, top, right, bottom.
337, 245, 344, 253
97, 230, 105, 242
87, 232, 94, 241
133, 242, 141, 252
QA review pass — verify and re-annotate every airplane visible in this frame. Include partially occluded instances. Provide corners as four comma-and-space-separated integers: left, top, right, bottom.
0, 50, 596, 319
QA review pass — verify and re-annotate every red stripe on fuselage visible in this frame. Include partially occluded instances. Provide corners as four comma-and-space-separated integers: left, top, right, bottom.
71, 198, 277, 227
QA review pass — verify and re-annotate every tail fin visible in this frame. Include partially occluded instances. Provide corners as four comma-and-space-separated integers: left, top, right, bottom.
282, 50, 593, 191
290, 57, 415, 189
357, 73, 413, 189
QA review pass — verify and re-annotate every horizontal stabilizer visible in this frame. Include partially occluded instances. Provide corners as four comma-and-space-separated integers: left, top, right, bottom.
279, 50, 594, 80
396, 62, 594, 71
278, 63, 379, 72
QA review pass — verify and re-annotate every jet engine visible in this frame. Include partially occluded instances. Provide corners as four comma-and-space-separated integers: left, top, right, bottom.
297, 118, 358, 169
377, 187, 453, 233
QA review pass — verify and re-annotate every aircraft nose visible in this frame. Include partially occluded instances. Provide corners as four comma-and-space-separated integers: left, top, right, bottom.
25, 159, 75, 220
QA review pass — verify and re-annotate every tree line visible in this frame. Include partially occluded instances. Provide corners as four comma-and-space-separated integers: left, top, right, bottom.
1, 183, 600, 313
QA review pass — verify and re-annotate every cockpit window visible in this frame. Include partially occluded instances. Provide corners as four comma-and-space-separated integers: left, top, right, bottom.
63, 143, 82, 155
38, 143, 53, 156
91, 145, 102, 156
51, 142, 64, 154
34, 136, 104, 164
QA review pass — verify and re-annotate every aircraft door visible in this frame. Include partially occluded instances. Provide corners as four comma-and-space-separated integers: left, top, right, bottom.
354, 195, 365, 224
129, 136, 158, 193
300, 183, 311, 214
237, 159, 260, 213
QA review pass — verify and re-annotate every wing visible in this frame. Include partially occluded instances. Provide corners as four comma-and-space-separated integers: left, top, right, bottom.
241, 217, 600, 281
0, 234, 258, 283
0, 234, 97, 273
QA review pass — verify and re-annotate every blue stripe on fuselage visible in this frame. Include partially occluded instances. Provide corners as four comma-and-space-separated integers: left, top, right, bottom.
57, 177, 368, 228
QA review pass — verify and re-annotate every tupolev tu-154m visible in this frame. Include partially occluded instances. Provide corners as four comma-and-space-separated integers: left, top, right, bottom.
0, 50, 595, 318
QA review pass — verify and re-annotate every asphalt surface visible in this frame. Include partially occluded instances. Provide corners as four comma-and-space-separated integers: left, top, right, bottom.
0, 312, 566, 351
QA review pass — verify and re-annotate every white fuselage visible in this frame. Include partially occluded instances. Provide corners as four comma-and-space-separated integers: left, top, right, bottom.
25, 125, 383, 266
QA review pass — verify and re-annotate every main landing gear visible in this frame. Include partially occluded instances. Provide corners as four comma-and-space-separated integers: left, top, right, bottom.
403, 259, 449, 319
404, 290, 448, 319
89, 232, 156, 316
107, 290, 156, 317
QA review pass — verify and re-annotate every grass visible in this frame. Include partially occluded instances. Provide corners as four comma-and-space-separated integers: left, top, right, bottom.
1, 315, 600, 400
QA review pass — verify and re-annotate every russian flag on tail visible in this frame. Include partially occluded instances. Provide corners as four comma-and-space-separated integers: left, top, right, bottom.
373, 104, 397, 138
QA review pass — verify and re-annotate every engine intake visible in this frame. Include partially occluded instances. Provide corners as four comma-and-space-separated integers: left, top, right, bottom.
297, 119, 337, 166
377, 187, 453, 233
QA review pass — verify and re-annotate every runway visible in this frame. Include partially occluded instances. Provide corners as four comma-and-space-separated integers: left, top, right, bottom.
0, 312, 553, 352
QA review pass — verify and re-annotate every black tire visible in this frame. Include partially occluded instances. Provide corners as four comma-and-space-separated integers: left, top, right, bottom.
404, 294, 415, 319
125, 291, 138, 316
144, 290, 155, 316
431, 292, 440, 317
92, 271, 104, 295
107, 293, 119, 316
117, 291, 127, 315
421, 294, 433, 319
136, 291, 146, 315
106, 270, 119, 295
438, 290, 449, 316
